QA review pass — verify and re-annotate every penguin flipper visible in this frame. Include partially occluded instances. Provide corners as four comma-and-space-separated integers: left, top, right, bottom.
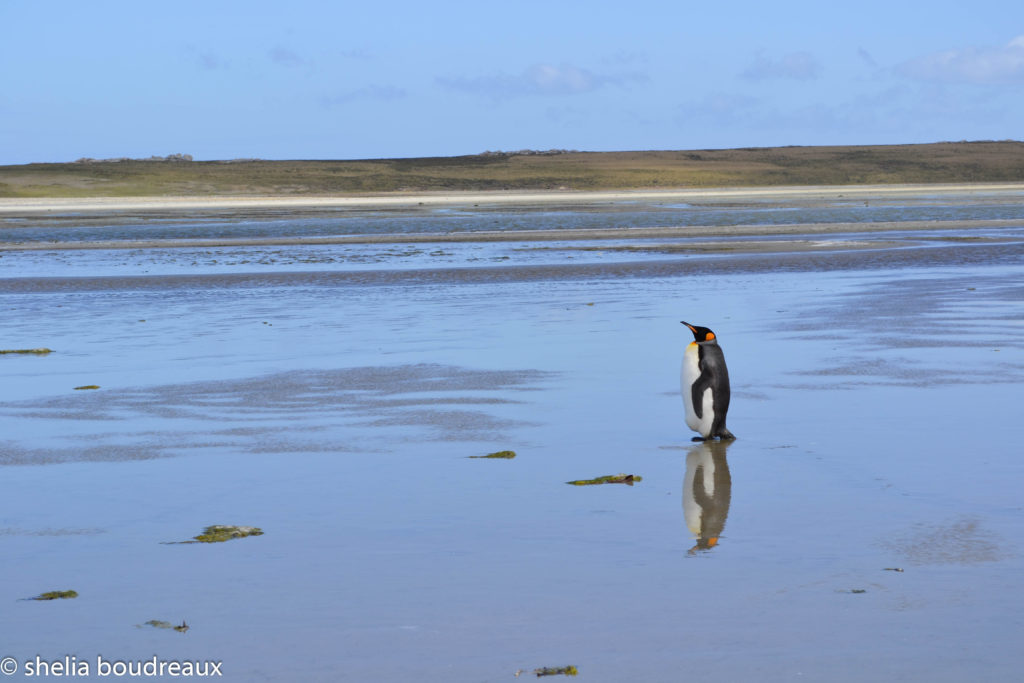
690, 371, 712, 420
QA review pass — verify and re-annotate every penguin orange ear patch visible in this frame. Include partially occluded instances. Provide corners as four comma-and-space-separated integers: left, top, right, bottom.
705, 332, 716, 341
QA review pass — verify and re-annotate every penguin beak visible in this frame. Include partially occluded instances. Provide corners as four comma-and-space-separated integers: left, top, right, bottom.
680, 321, 696, 333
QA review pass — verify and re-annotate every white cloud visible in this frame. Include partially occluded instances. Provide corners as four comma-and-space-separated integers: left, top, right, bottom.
898, 35, 1024, 84
740, 51, 821, 81
438, 63, 647, 99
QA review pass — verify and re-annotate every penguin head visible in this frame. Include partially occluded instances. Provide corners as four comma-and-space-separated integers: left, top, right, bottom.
681, 321, 717, 343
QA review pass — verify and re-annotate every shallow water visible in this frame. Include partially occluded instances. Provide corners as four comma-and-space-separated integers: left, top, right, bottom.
2, 191, 1023, 681
4, 192, 1024, 281
4, 192, 1024, 244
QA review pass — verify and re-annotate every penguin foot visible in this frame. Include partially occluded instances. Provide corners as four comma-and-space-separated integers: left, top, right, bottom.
693, 433, 736, 442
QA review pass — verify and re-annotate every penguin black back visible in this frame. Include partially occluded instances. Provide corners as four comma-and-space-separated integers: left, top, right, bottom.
680, 321, 735, 441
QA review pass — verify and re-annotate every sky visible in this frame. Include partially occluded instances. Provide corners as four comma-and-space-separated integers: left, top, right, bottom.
2, 0, 1023, 164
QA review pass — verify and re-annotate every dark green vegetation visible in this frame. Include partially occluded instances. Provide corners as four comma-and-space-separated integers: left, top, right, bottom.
32, 590, 78, 600
566, 474, 642, 486
163, 525, 265, 544
0, 348, 53, 355
530, 665, 579, 677
140, 620, 190, 632
190, 525, 264, 543
468, 450, 517, 459
2, 142, 1022, 197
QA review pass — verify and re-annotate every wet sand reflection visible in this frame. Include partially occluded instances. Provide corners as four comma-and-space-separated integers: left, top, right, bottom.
684, 439, 732, 554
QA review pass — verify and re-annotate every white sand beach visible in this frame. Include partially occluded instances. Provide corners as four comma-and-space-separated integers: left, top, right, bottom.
2, 182, 1024, 215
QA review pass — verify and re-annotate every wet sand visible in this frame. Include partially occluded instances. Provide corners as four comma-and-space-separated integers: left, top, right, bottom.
1, 185, 1023, 681
1, 218, 1022, 253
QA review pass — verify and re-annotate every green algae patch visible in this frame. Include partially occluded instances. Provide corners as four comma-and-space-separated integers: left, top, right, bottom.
191, 525, 263, 543
566, 473, 641, 486
32, 590, 78, 600
516, 665, 578, 677
163, 524, 264, 545
73, 385, 100, 390
140, 620, 189, 633
1, 348, 53, 355
468, 450, 517, 459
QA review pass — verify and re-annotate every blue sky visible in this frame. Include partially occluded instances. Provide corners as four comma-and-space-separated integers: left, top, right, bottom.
2, 0, 1022, 164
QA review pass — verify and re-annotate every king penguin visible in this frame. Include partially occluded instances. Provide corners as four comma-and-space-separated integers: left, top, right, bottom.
680, 321, 736, 441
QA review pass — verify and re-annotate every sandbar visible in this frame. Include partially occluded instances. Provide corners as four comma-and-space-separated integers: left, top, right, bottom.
2, 182, 1024, 216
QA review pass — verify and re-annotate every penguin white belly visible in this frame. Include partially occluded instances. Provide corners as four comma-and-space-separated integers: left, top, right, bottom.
681, 343, 715, 437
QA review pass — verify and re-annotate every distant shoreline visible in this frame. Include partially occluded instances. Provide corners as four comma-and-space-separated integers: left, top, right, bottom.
3, 182, 1024, 216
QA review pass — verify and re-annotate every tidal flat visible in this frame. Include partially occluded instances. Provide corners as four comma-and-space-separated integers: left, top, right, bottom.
1, 187, 1023, 681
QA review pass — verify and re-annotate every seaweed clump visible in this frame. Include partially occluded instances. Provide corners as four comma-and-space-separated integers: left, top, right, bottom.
73, 385, 100, 390
33, 590, 78, 600
191, 525, 264, 543
0, 348, 53, 355
566, 473, 641, 486
516, 665, 578, 677
140, 620, 189, 632
468, 450, 517, 459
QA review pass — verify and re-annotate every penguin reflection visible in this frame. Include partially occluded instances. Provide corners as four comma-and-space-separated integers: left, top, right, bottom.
683, 439, 732, 554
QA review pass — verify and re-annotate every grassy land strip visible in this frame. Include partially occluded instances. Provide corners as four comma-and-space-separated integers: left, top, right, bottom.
2, 142, 1022, 198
